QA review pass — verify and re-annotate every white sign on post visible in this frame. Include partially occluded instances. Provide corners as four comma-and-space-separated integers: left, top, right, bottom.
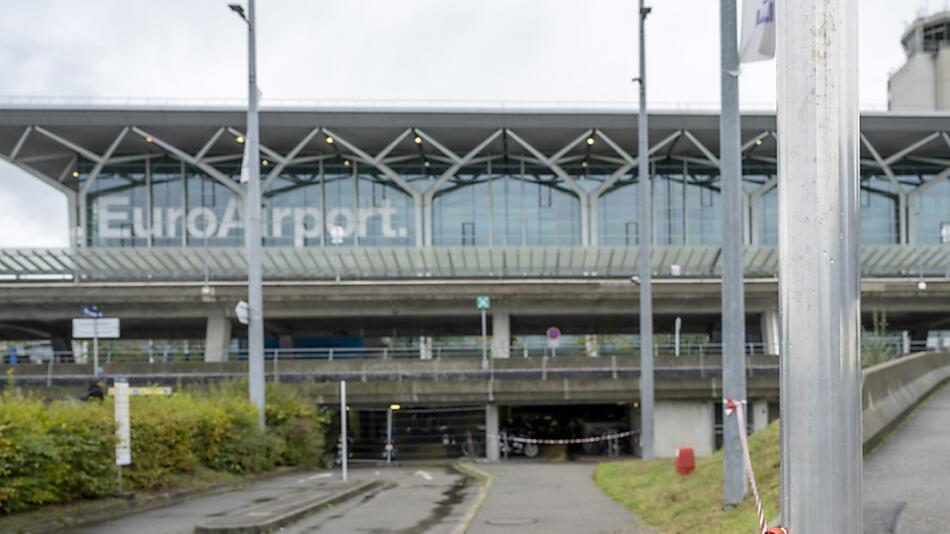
235, 301, 250, 326
72, 318, 120, 339
114, 379, 131, 466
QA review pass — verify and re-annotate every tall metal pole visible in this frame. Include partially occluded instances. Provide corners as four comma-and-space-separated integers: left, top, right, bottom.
481, 310, 488, 370
778, 0, 862, 530
636, 0, 654, 461
244, 0, 266, 431
720, 0, 747, 507
340, 380, 348, 481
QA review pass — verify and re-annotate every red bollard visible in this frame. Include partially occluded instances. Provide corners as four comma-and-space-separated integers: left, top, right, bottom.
675, 447, 695, 475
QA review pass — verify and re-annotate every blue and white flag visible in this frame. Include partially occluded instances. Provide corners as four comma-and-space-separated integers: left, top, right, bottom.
739, 0, 776, 63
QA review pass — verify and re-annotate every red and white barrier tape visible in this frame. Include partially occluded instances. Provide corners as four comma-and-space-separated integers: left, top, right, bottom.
505, 430, 635, 445
724, 398, 778, 534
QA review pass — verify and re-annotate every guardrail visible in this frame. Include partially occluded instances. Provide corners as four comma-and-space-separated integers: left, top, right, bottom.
7, 337, 938, 367
862, 351, 950, 451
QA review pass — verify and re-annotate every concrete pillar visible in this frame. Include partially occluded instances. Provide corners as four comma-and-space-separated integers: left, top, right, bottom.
485, 404, 500, 462
760, 309, 780, 355
204, 310, 232, 362
752, 399, 769, 432
654, 400, 714, 458
491, 310, 510, 359
419, 336, 433, 360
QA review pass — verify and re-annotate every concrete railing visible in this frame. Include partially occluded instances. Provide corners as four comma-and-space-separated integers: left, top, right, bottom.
862, 351, 950, 451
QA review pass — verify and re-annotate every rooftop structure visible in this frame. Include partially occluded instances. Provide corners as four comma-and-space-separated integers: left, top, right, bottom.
890, 11, 950, 111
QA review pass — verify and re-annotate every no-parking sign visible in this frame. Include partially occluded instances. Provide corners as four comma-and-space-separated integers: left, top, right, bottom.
546, 326, 561, 349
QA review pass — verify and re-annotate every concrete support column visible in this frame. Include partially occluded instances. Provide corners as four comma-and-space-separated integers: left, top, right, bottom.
654, 400, 714, 458
760, 309, 780, 356
485, 404, 500, 462
752, 400, 769, 432
491, 310, 510, 359
419, 336, 433, 360
204, 310, 232, 362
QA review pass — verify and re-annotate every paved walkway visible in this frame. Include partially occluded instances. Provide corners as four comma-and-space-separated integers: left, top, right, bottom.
468, 462, 654, 534
864, 383, 950, 534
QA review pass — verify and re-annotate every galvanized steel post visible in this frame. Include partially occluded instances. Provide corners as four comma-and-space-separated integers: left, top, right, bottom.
720, 0, 748, 507
637, 0, 655, 461
244, 0, 266, 431
778, 0, 862, 530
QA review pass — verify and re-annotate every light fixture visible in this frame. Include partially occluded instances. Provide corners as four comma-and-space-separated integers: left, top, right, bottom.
918, 280, 927, 291
389, 404, 401, 411
262, 159, 269, 166
71, 170, 80, 178
586, 136, 595, 146
581, 160, 588, 168
343, 159, 350, 167
145, 136, 154, 144
235, 135, 245, 144
325, 136, 334, 144
423, 160, 430, 168
414, 135, 423, 145
755, 138, 764, 146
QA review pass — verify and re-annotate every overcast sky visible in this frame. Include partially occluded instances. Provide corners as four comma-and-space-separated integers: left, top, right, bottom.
1, 0, 945, 247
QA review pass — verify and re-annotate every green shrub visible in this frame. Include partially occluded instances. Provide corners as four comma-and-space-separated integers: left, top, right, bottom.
0, 382, 328, 515
0, 394, 115, 513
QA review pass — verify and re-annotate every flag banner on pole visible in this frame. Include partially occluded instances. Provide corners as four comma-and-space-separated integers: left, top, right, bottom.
739, 0, 775, 63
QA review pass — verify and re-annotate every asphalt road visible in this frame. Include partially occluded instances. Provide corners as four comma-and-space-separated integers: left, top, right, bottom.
74, 467, 476, 534
284, 467, 477, 533
864, 383, 950, 534
73, 470, 351, 534
468, 462, 655, 534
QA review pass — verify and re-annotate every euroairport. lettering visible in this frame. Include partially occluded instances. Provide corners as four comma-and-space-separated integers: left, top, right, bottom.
97, 195, 408, 246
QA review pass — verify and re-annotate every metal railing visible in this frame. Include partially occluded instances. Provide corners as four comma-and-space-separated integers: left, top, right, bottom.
6, 336, 941, 367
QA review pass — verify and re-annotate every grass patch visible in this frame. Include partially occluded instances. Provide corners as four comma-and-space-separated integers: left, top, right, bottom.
595, 421, 780, 534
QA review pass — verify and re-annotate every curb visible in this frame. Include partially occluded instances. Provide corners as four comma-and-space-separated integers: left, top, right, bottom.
450, 462, 495, 534
0, 467, 305, 534
193, 478, 385, 534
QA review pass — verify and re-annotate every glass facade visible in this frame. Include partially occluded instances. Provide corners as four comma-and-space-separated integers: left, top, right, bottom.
83, 157, 950, 248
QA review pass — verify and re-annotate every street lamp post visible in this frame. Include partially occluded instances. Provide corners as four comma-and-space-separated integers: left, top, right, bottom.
636, 0, 654, 461
230, 1, 266, 431
720, 0, 747, 507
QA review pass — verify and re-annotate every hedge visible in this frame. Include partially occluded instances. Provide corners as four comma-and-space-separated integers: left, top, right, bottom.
0, 383, 328, 514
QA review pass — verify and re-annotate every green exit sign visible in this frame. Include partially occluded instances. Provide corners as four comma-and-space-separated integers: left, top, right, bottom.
475, 295, 491, 310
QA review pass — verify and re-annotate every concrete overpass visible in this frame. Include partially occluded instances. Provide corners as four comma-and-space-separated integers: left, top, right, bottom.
0, 245, 948, 360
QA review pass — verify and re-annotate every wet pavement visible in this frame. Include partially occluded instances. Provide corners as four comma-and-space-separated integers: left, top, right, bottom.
74, 467, 476, 534
284, 467, 476, 533
864, 383, 950, 533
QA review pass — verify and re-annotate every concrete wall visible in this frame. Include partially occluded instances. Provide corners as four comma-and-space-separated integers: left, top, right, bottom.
654, 400, 714, 458
889, 53, 938, 111
862, 351, 950, 451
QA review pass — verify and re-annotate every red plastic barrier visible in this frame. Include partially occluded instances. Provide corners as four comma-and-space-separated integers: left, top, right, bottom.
675, 447, 695, 475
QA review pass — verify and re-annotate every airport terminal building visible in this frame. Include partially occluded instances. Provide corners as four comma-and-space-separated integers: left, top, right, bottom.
0, 102, 949, 358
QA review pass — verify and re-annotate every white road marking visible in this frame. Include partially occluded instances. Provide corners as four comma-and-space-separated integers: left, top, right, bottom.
297, 472, 333, 483
414, 470, 433, 481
